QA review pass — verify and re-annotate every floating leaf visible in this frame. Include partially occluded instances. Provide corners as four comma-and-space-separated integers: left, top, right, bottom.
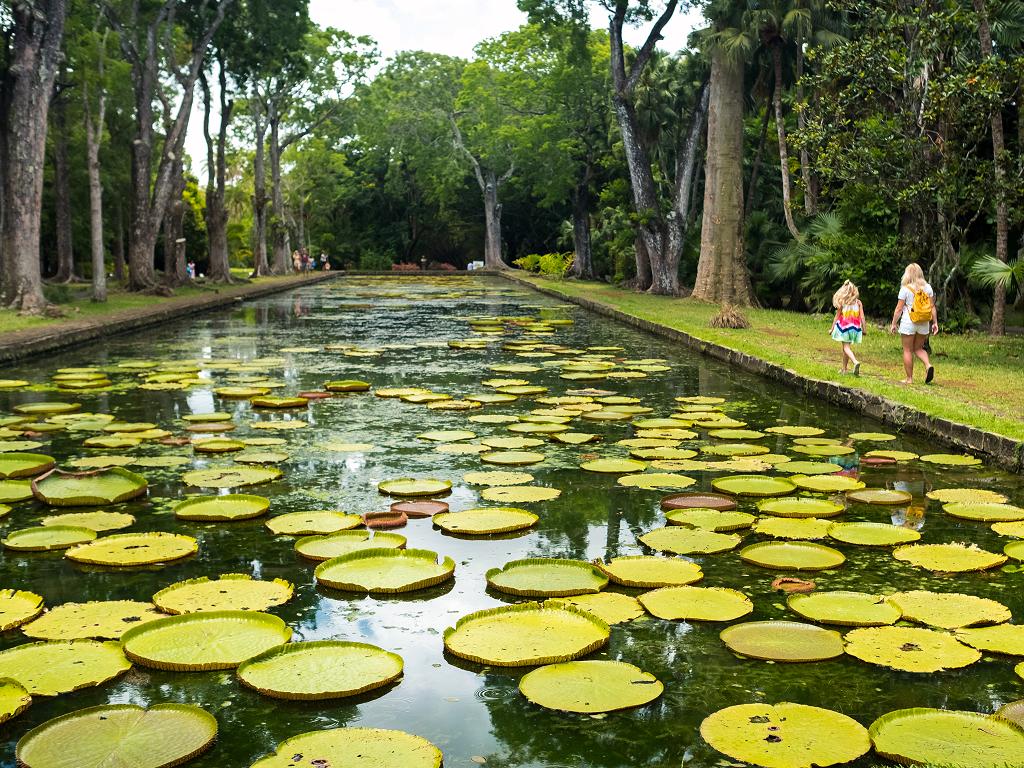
0, 640, 130, 695
826, 522, 920, 547
418, 430, 476, 442
13, 402, 80, 415
443, 602, 609, 667
944, 501, 1024, 522
22, 600, 164, 640
295, 530, 406, 561
390, 500, 448, 518
886, 590, 1011, 629
775, 461, 842, 475
639, 586, 752, 622
4, 525, 96, 551
265, 511, 361, 536
617, 472, 695, 490
324, 380, 370, 392
996, 701, 1024, 728
639, 526, 741, 555
787, 592, 901, 627
0, 589, 44, 631
33, 468, 147, 507
701, 702, 870, 768
320, 441, 375, 452
893, 543, 1007, 572
249, 728, 442, 768
665, 508, 755, 531
919, 453, 982, 466
234, 451, 289, 464
66, 532, 198, 566
757, 497, 844, 518
954, 624, 1024, 655
792, 444, 854, 457
250, 396, 308, 409
545, 593, 644, 625
153, 574, 294, 614
480, 485, 561, 503
1007, 541, 1024, 561
192, 438, 245, 454
487, 559, 607, 597
519, 660, 662, 714
433, 507, 538, 535
846, 488, 913, 506
315, 548, 455, 593
844, 626, 980, 672
122, 610, 291, 671
0, 678, 30, 724
579, 458, 646, 474
377, 478, 452, 496
237, 640, 403, 700
721, 621, 844, 662
182, 466, 281, 488
869, 708, 1024, 768
712, 475, 796, 497
15, 703, 218, 768
0, 453, 54, 479
926, 488, 1008, 504
661, 491, 736, 511
174, 494, 270, 522
595, 556, 703, 588
992, 521, 1024, 538
753, 517, 832, 540
789, 474, 865, 493
740, 541, 845, 570
463, 470, 534, 486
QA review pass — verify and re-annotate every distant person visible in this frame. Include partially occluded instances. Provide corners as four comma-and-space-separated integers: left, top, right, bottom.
292, 250, 301, 272
889, 263, 938, 384
186, 261, 196, 280
319, 252, 328, 270
830, 280, 864, 376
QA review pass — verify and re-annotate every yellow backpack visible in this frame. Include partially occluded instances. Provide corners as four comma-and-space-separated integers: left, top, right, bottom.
909, 289, 933, 323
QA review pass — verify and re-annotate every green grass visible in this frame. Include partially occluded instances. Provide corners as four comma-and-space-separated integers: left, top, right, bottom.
522, 276, 1024, 442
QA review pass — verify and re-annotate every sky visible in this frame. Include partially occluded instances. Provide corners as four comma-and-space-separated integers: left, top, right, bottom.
183, 0, 703, 166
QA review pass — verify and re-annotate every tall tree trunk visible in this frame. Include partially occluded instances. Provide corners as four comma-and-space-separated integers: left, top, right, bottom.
482, 170, 507, 269
113, 200, 125, 283
163, 164, 188, 286
569, 180, 594, 279
693, 48, 753, 305
83, 54, 107, 303
795, 41, 817, 216
633, 234, 652, 290
201, 64, 233, 283
0, 0, 68, 312
250, 108, 270, 277
745, 102, 772, 220
51, 74, 75, 283
773, 44, 801, 240
975, 0, 1009, 335
268, 103, 291, 274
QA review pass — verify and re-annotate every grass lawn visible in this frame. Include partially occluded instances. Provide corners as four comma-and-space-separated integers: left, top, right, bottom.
522, 276, 1024, 442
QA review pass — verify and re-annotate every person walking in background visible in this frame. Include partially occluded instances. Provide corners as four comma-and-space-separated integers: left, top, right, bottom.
830, 280, 865, 376
319, 252, 328, 270
890, 262, 938, 384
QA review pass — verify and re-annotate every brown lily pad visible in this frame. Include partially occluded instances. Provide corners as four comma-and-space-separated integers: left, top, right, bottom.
660, 492, 737, 512
772, 577, 817, 594
363, 511, 408, 530
391, 500, 449, 519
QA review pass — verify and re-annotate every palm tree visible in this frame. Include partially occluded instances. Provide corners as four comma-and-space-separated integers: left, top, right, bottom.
971, 254, 1024, 306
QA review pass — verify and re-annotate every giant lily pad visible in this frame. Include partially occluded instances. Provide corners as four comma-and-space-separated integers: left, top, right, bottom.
13, 402, 80, 415
893, 543, 1007, 572
174, 494, 270, 522
639, 586, 753, 622
701, 702, 870, 768
753, 517, 832, 540
886, 590, 1011, 629
315, 548, 454, 593
0, 453, 54, 479
775, 461, 843, 475
22, 600, 164, 640
927, 488, 1008, 504
869, 708, 1024, 768
265, 511, 361, 535
464, 470, 534, 486
32, 468, 147, 507
943, 501, 1024, 522
192, 438, 245, 454
739, 541, 845, 570
443, 602, 609, 667
665, 508, 755, 531
846, 488, 913, 506
617, 472, 696, 490
295, 530, 406, 561
519, 660, 662, 714
182, 466, 282, 488
0, 640, 130, 695
954, 624, 1024, 655
843, 626, 980, 672
545, 593, 644, 625
66, 532, 197, 566
579, 458, 646, 474
757, 497, 844, 518
487, 559, 607, 597
595, 556, 703, 588
377, 478, 452, 496
433, 506, 538, 535
919, 453, 982, 466
639, 526, 741, 555
1008, 540, 1024, 561
790, 474, 865, 493
4, 525, 96, 551
788, 591, 901, 627
0, 589, 44, 631
15, 703, 218, 768
997, 700, 1024, 728
153, 574, 294, 614
712, 475, 795, 497
122, 610, 291, 671
0, 678, 30, 724
249, 728, 442, 768
721, 621, 844, 662
237, 640, 403, 700
792, 444, 854, 457
480, 485, 561, 503
992, 521, 1024, 538
826, 522, 920, 547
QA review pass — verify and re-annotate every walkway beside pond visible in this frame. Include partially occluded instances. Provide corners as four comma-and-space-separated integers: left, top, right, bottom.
508, 275, 1024, 472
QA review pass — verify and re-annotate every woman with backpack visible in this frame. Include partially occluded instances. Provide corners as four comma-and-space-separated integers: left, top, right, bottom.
889, 262, 938, 384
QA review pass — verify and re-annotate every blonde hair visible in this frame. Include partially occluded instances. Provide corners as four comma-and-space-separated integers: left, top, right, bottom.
901, 263, 927, 291
832, 280, 859, 309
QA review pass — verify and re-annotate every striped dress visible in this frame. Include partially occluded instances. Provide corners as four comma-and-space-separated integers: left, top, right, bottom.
831, 303, 863, 343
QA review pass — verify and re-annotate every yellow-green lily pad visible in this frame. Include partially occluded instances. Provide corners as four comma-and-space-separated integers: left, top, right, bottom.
486, 558, 607, 597
721, 621, 844, 662
639, 586, 753, 622
739, 541, 845, 570
844, 626, 980, 672
788, 591, 901, 627
315, 548, 455, 593
869, 708, 1024, 768
893, 543, 1007, 572
887, 590, 1012, 629
519, 660, 662, 714
639, 526, 741, 555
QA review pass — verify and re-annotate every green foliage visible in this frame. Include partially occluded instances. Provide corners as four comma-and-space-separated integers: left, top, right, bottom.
358, 249, 395, 271
971, 255, 1024, 301
513, 253, 573, 276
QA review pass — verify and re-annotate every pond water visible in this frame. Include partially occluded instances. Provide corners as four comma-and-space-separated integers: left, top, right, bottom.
1, 275, 1022, 767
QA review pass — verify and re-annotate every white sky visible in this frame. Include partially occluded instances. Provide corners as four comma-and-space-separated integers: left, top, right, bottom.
184, 0, 702, 166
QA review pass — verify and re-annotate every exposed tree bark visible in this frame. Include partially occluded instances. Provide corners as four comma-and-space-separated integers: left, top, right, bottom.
267, 100, 291, 274
250, 101, 271, 277
200, 61, 233, 283
795, 40, 817, 215
450, 115, 511, 268
113, 200, 125, 282
569, 180, 594, 279
773, 43, 801, 240
745, 101, 772, 220
51, 69, 76, 283
693, 47, 754, 305
83, 29, 108, 302
162, 161, 188, 286
0, 0, 68, 312
974, 0, 1009, 335
633, 234, 652, 290
673, 81, 709, 236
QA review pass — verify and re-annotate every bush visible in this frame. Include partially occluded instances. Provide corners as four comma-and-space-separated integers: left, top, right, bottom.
513, 252, 573, 277
391, 262, 420, 272
358, 249, 394, 271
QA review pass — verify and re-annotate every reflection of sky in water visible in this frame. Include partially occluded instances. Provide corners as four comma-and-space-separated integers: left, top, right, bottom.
0, 277, 1022, 768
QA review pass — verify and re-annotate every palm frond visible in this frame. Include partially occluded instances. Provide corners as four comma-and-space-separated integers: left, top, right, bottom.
970, 254, 1023, 291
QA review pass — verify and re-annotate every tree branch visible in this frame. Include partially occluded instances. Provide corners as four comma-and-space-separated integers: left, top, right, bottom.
626, 0, 679, 94
449, 112, 486, 190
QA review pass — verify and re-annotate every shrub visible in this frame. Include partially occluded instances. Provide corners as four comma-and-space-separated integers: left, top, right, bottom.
710, 304, 751, 329
513, 252, 573, 277
358, 249, 394, 271
391, 262, 420, 272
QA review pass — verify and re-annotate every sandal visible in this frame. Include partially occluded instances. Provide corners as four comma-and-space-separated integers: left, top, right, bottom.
853, 362, 861, 377
925, 366, 935, 384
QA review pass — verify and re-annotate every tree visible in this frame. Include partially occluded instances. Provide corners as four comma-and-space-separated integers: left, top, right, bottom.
50, 64, 77, 283
0, 0, 69, 312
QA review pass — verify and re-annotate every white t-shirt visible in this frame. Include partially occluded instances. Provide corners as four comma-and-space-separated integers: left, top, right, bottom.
898, 283, 934, 322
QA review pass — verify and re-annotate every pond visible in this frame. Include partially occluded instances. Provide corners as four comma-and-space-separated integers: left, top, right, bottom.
0, 275, 1022, 767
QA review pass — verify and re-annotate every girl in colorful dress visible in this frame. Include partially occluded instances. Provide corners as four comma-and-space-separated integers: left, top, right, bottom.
831, 280, 865, 376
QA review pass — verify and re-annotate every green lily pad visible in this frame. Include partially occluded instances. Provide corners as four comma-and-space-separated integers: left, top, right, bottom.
595, 556, 703, 588
182, 412, 232, 422
237, 640, 403, 700
887, 590, 1012, 629
927, 488, 1008, 504
1007, 540, 1024, 561
4, 525, 96, 551
955, 624, 1024, 655
826, 522, 921, 547
843, 626, 980, 672
519, 660, 662, 714
721, 621, 845, 662
0, 453, 54, 479
639, 526, 741, 555
433, 506, 538, 535
545, 593, 644, 625
919, 453, 982, 466
944, 501, 1024, 522
21, 600, 164, 640
764, 425, 825, 436
790, 474, 865, 492
701, 443, 770, 457
315, 548, 455, 593
250, 396, 309, 408
13, 402, 81, 415
757, 497, 844, 518
480, 485, 561, 503
848, 432, 896, 441
486, 559, 607, 597
0, 640, 130, 695
249, 728, 442, 768
788, 591, 901, 627
295, 530, 406, 561
579, 458, 647, 474
864, 449, 919, 461
0, 480, 39, 502
233, 451, 289, 464
192, 438, 245, 453
701, 702, 870, 768
992, 521, 1024, 538
775, 461, 843, 475
0, 678, 30, 724
617, 472, 696, 490
265, 511, 361, 535
792, 444, 855, 457
153, 574, 294, 613
66, 532, 198, 566
753, 517, 832, 540
712, 475, 796, 497
893, 543, 1007, 572
463, 470, 534, 486
122, 610, 292, 671
869, 708, 1024, 768
324, 380, 371, 392
665, 508, 755, 531
443, 602, 609, 667
996, 700, 1024, 728
739, 541, 845, 570
377, 478, 452, 496
33, 468, 148, 507
182, 466, 282, 488
67, 455, 136, 470
0, 589, 45, 631
639, 586, 753, 622
418, 430, 476, 442
174, 494, 270, 521
846, 488, 913, 506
